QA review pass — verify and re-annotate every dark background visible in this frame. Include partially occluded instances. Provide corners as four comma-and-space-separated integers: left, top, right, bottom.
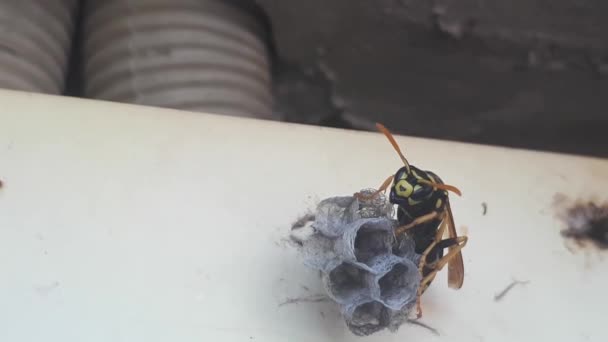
259, 0, 608, 158
61, 0, 607, 157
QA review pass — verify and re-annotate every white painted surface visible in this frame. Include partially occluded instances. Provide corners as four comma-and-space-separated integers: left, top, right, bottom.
0, 89, 607, 341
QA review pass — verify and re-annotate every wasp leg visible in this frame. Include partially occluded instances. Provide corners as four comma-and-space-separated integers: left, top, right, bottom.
424, 237, 467, 274
411, 216, 467, 318
414, 235, 468, 318
354, 175, 393, 201
411, 218, 448, 318
394, 211, 440, 235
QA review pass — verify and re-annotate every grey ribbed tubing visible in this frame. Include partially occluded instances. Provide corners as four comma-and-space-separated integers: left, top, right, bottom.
0, 1, 78, 94
83, 0, 276, 120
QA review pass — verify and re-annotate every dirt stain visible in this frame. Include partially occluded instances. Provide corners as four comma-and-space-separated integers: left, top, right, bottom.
291, 213, 315, 230
555, 194, 608, 250
278, 294, 329, 307
494, 279, 529, 302
34, 281, 60, 296
407, 319, 440, 336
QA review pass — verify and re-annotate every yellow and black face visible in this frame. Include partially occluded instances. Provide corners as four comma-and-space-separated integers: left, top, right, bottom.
372, 122, 461, 211
389, 165, 447, 211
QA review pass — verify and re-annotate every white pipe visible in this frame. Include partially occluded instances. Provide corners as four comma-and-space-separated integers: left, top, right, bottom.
0, 90, 607, 341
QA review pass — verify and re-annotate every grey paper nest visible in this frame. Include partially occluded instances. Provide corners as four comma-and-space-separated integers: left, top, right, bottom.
292, 189, 421, 336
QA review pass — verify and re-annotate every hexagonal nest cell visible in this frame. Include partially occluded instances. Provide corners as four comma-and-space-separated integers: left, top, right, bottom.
379, 263, 418, 306
348, 301, 388, 336
392, 234, 418, 260
354, 223, 393, 264
326, 262, 371, 303
290, 189, 422, 336
356, 188, 393, 219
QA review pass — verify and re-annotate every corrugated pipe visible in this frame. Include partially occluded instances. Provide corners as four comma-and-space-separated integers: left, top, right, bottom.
0, 1, 78, 94
82, 0, 277, 120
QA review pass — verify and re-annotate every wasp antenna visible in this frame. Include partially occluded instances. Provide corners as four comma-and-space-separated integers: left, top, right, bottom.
441, 183, 462, 197
419, 179, 462, 197
376, 123, 410, 169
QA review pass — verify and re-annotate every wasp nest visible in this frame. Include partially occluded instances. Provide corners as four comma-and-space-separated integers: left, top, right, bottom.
291, 189, 421, 336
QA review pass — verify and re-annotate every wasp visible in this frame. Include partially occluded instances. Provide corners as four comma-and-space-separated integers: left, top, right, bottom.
355, 123, 467, 318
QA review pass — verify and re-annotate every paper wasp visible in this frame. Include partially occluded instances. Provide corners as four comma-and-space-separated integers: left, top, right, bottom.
355, 123, 467, 318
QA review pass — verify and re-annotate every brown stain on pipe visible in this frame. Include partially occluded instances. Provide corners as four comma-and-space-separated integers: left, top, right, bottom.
555, 193, 608, 251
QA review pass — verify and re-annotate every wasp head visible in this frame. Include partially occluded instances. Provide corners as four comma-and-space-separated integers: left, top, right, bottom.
390, 165, 439, 206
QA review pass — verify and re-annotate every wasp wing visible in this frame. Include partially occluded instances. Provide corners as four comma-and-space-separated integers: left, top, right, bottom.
445, 197, 465, 289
